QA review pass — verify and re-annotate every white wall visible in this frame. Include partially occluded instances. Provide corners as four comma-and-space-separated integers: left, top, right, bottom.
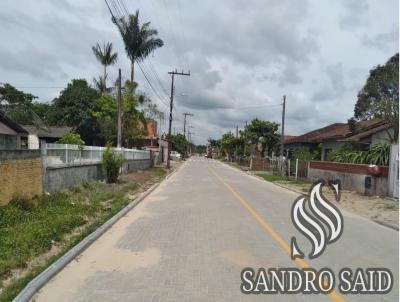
28, 134, 40, 149
388, 144, 399, 198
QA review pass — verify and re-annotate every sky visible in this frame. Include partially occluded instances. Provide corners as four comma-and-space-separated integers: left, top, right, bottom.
0, 0, 398, 144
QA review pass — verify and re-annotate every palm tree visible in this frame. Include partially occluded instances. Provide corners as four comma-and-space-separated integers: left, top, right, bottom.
92, 42, 118, 87
93, 76, 107, 94
112, 10, 164, 83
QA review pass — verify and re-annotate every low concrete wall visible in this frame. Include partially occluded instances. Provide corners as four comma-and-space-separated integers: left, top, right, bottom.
0, 150, 43, 205
122, 158, 153, 173
44, 163, 104, 193
308, 161, 389, 196
45, 158, 153, 193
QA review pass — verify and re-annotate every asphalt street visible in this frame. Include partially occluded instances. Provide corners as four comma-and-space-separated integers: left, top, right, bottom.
33, 158, 399, 302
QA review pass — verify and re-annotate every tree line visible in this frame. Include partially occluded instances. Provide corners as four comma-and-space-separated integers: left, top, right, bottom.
0, 10, 164, 148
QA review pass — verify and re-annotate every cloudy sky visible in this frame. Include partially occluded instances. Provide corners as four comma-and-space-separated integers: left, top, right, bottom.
0, 0, 398, 144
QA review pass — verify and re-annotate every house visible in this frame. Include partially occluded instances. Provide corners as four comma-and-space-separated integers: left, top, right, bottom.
344, 120, 392, 147
22, 125, 72, 149
0, 111, 28, 149
282, 119, 392, 160
138, 119, 158, 147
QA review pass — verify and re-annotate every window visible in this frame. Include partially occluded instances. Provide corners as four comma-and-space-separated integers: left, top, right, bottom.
20, 136, 28, 149
0, 134, 17, 149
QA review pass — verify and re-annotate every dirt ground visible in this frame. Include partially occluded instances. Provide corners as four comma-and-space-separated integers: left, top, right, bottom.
273, 181, 399, 229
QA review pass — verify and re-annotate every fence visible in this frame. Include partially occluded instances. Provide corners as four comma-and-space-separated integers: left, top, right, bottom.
44, 143, 150, 167
249, 157, 309, 180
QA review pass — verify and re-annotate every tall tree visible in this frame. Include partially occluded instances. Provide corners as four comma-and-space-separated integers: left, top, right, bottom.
92, 42, 118, 88
170, 133, 189, 155
52, 79, 100, 128
353, 53, 399, 142
93, 90, 147, 148
0, 83, 37, 124
112, 10, 164, 83
242, 118, 280, 157
93, 76, 107, 94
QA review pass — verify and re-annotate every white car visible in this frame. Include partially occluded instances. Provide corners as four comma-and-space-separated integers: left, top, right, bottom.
170, 151, 182, 160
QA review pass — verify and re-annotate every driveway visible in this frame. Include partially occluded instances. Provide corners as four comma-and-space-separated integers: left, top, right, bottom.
33, 158, 399, 302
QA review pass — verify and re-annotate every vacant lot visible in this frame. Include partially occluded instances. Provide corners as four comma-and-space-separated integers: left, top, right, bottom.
0, 167, 167, 302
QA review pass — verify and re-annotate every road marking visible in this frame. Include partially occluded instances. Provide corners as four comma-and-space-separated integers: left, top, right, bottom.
209, 167, 345, 302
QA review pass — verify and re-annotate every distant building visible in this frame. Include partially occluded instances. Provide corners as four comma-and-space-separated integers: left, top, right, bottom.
138, 119, 158, 147
0, 111, 28, 149
281, 119, 392, 160
22, 125, 72, 149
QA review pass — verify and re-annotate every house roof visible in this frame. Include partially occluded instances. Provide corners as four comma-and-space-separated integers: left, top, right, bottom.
283, 119, 388, 145
22, 125, 72, 138
284, 123, 349, 144
0, 111, 28, 134
345, 120, 390, 141
282, 135, 298, 144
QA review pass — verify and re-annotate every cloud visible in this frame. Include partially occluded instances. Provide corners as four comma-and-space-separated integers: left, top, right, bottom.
339, 0, 369, 30
0, 0, 397, 144
362, 27, 399, 51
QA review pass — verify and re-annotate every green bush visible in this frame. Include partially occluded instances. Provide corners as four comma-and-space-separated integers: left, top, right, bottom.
102, 145, 124, 183
56, 132, 85, 151
328, 143, 390, 166
292, 144, 322, 160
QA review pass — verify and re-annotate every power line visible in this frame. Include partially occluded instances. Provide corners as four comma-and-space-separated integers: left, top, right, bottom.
116, 0, 129, 16
136, 61, 170, 108
146, 59, 170, 97
109, 0, 123, 18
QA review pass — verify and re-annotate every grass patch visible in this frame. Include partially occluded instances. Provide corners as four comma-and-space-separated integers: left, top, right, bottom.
256, 173, 308, 185
0, 166, 167, 301
149, 166, 167, 178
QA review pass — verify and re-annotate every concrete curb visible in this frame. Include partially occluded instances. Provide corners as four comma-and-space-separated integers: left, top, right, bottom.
13, 168, 175, 302
373, 219, 399, 231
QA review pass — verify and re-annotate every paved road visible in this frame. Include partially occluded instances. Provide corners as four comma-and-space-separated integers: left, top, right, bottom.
34, 158, 399, 302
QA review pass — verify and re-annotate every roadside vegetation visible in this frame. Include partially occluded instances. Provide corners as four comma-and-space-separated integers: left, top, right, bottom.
0, 167, 166, 302
255, 172, 308, 185
328, 143, 390, 166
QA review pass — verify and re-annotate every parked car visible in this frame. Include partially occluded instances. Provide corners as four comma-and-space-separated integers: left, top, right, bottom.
170, 151, 182, 160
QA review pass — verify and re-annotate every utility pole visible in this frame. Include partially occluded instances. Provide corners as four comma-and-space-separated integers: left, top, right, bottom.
235, 125, 238, 158
183, 112, 194, 139
244, 121, 247, 156
280, 94, 286, 159
188, 131, 195, 154
158, 113, 163, 138
117, 68, 122, 148
167, 69, 190, 169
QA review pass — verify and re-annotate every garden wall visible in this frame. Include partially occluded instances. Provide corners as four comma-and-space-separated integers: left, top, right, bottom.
0, 150, 43, 205
44, 163, 104, 193
44, 158, 153, 193
308, 161, 389, 196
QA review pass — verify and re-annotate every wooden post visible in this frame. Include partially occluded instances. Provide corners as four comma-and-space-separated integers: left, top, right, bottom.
295, 159, 299, 181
